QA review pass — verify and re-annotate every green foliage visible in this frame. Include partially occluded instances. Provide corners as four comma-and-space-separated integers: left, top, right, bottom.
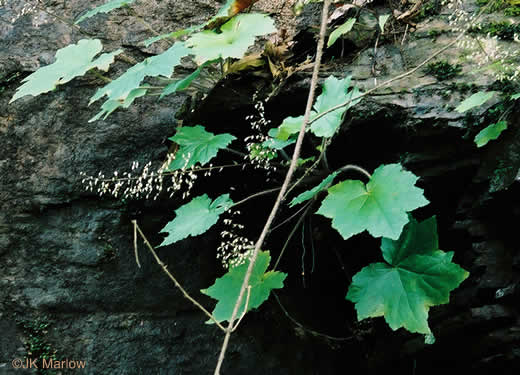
249, 143, 277, 161
202, 250, 287, 323
143, 27, 202, 47
160, 60, 215, 99
262, 128, 296, 149
187, 13, 276, 63
290, 171, 338, 207
273, 76, 361, 139
455, 91, 495, 112
327, 18, 356, 48
310, 75, 361, 137
272, 115, 304, 141
10, 39, 121, 103
75, 0, 135, 24
89, 42, 190, 119
512, 93, 520, 100
378, 15, 390, 33
470, 21, 520, 40
166, 125, 236, 171
347, 217, 469, 336
158, 194, 233, 247
474, 120, 508, 147
317, 164, 429, 240
424, 60, 462, 81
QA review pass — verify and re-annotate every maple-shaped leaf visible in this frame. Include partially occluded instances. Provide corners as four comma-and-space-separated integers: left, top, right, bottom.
310, 75, 361, 137
290, 171, 338, 207
90, 42, 190, 104
317, 163, 429, 240
202, 250, 287, 323
166, 125, 236, 170
474, 121, 508, 148
187, 13, 276, 63
75, 0, 136, 24
158, 194, 233, 247
10, 39, 121, 103
346, 217, 469, 335
272, 76, 361, 139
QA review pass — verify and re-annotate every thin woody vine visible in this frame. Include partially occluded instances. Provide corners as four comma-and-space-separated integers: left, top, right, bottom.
8, 0, 520, 373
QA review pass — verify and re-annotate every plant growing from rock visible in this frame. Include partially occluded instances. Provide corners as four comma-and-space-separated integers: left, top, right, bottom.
8, 0, 489, 373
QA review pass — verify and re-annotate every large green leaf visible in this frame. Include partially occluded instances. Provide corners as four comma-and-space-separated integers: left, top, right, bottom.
310, 75, 361, 137
317, 163, 429, 240
10, 39, 121, 103
511, 92, 520, 100
327, 18, 356, 48
474, 120, 508, 147
290, 171, 338, 207
75, 0, 136, 24
271, 76, 361, 139
202, 250, 287, 323
167, 125, 236, 170
186, 13, 276, 63
347, 217, 469, 335
158, 194, 233, 247
455, 91, 495, 113
90, 42, 190, 105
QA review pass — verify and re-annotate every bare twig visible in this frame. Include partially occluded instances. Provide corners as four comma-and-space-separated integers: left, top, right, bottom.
231, 286, 251, 332
213, 2, 332, 374
307, 30, 471, 127
133, 220, 141, 268
273, 292, 354, 342
131, 220, 226, 332
273, 202, 314, 271
338, 164, 372, 179
232, 187, 282, 208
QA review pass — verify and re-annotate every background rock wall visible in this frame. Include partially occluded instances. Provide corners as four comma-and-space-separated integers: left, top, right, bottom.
1, 0, 519, 374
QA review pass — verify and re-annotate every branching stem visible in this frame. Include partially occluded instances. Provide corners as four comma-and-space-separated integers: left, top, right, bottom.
132, 220, 226, 331
213, 2, 332, 374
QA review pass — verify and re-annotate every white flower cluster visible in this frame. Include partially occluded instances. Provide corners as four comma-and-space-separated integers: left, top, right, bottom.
244, 99, 278, 172
80, 159, 198, 201
217, 210, 254, 269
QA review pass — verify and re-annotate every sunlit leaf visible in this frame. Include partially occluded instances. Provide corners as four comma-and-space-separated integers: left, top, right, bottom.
75, 0, 136, 24
317, 163, 429, 240
90, 42, 190, 108
187, 13, 276, 63
10, 39, 121, 103
310, 75, 361, 137
327, 18, 356, 48
89, 88, 147, 122
378, 14, 390, 33
455, 91, 495, 113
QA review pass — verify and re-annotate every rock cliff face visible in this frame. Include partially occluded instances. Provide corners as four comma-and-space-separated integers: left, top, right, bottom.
1, 0, 519, 374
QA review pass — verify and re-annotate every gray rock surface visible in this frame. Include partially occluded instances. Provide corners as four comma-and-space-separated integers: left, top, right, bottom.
1, 0, 519, 373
